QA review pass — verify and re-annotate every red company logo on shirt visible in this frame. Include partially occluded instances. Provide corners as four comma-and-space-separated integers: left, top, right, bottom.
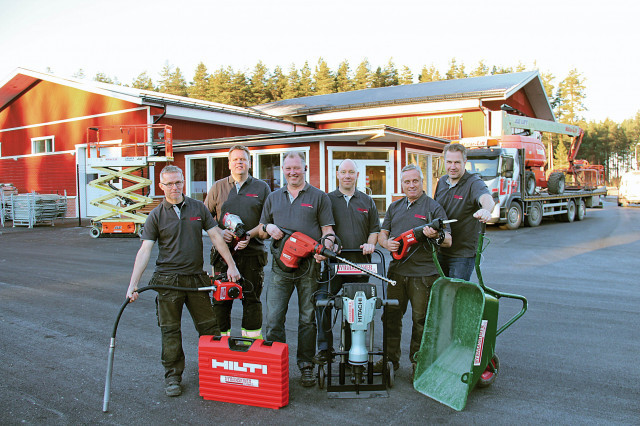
301, 203, 313, 208
246, 194, 259, 198
190, 217, 201, 221
454, 195, 464, 200
357, 208, 368, 213
414, 214, 427, 220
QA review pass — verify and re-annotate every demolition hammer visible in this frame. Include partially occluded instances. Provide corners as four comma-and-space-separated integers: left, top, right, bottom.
274, 228, 396, 286
391, 218, 457, 260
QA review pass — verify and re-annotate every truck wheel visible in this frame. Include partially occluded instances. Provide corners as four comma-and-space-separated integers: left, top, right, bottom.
559, 199, 576, 222
576, 199, 586, 221
524, 171, 536, 195
525, 202, 543, 227
504, 202, 522, 230
548, 172, 565, 194
477, 354, 500, 388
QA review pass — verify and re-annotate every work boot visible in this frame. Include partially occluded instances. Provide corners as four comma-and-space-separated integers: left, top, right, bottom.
300, 366, 316, 387
312, 350, 332, 365
373, 359, 399, 373
165, 382, 182, 397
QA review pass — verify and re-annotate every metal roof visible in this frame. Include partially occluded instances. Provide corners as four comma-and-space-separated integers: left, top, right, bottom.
0, 68, 294, 127
254, 71, 554, 120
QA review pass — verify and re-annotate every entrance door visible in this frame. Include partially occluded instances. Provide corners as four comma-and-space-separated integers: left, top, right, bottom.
331, 159, 390, 218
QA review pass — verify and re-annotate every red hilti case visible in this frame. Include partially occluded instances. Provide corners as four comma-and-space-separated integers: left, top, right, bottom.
198, 336, 289, 409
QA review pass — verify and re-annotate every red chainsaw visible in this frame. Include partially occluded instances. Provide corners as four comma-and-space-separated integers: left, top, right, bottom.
391, 218, 457, 260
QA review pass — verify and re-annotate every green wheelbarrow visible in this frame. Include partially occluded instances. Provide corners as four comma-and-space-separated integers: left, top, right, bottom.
413, 224, 527, 411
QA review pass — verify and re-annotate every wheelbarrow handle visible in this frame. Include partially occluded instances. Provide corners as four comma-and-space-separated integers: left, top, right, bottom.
483, 287, 528, 336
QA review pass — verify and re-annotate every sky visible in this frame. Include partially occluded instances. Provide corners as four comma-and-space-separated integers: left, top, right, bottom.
1, 0, 638, 123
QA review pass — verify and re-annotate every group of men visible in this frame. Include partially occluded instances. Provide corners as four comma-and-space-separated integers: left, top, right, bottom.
126, 142, 494, 396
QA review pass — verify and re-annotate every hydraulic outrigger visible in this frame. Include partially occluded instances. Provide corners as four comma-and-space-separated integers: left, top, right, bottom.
86, 124, 173, 238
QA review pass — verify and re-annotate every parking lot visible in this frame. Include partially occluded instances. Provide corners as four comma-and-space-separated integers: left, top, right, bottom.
0, 201, 638, 424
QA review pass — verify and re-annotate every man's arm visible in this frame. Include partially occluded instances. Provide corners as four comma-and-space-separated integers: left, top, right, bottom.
473, 193, 495, 223
361, 232, 379, 255
126, 239, 155, 302
206, 228, 241, 282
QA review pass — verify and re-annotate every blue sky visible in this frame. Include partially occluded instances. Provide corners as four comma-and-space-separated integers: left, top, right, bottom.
1, 0, 638, 123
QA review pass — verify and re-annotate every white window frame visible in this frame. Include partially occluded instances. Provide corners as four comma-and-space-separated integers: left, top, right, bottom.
184, 147, 310, 195
405, 148, 443, 197
31, 136, 55, 154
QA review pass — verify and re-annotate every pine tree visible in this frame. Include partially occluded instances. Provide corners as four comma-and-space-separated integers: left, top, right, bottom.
132, 71, 155, 90
313, 58, 335, 95
158, 64, 188, 96
268, 65, 288, 102
73, 69, 86, 79
418, 65, 441, 82
372, 67, 385, 88
229, 69, 251, 106
94, 72, 114, 84
554, 137, 569, 169
515, 61, 527, 72
250, 61, 271, 105
188, 62, 209, 100
299, 61, 313, 97
382, 59, 399, 86
445, 58, 466, 79
335, 60, 353, 92
354, 59, 372, 90
208, 67, 233, 104
470, 61, 489, 77
399, 66, 413, 85
491, 65, 514, 75
556, 69, 587, 125
283, 64, 301, 99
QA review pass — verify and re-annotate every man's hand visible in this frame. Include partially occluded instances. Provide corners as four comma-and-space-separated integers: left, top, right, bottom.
473, 208, 492, 223
226, 264, 241, 282
234, 235, 250, 251
360, 243, 375, 255
386, 238, 400, 253
422, 226, 439, 239
222, 229, 235, 244
265, 224, 284, 240
126, 284, 139, 302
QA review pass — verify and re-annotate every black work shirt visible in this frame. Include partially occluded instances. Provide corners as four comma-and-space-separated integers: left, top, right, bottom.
260, 182, 334, 254
141, 196, 216, 274
434, 171, 490, 258
204, 175, 271, 257
381, 192, 449, 277
328, 189, 380, 263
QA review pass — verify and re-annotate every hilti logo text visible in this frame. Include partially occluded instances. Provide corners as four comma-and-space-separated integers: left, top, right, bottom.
211, 359, 268, 374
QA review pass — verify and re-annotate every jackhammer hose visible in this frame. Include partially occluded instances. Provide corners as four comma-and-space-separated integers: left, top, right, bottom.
103, 285, 215, 413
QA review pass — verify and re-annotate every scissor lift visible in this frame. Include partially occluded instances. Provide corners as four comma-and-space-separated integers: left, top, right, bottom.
86, 124, 173, 238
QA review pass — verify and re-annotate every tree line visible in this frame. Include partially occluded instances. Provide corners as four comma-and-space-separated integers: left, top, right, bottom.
72, 58, 638, 182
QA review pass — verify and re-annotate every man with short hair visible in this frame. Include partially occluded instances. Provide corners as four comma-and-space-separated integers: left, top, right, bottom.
377, 164, 451, 373
435, 143, 494, 280
126, 165, 240, 397
204, 145, 270, 340
314, 159, 380, 364
260, 151, 335, 387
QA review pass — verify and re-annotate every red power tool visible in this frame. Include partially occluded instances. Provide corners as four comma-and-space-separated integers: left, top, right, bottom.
392, 218, 456, 260
273, 229, 396, 286
211, 273, 243, 301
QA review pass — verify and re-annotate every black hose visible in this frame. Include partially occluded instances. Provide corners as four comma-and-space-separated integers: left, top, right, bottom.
103, 285, 214, 412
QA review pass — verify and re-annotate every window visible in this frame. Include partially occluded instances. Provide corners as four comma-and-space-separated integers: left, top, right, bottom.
32, 136, 55, 154
407, 150, 443, 196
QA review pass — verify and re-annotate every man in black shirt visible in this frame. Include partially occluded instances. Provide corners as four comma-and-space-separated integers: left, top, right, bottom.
126, 165, 240, 397
378, 164, 451, 373
204, 145, 270, 340
314, 159, 380, 364
434, 143, 494, 280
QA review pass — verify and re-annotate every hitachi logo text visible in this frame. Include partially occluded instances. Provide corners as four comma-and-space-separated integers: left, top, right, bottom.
211, 359, 268, 374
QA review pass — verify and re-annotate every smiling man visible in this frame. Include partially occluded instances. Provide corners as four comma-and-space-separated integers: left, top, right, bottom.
126, 165, 240, 397
377, 164, 451, 374
434, 143, 494, 280
260, 151, 335, 387
204, 145, 271, 341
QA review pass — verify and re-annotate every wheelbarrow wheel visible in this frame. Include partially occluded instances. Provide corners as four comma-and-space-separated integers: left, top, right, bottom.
387, 361, 395, 388
477, 354, 500, 388
318, 365, 326, 389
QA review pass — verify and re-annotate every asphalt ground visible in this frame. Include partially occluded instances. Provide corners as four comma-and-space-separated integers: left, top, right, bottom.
0, 200, 638, 424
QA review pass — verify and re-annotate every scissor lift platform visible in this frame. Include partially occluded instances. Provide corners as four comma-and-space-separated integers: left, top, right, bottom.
86, 125, 173, 238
